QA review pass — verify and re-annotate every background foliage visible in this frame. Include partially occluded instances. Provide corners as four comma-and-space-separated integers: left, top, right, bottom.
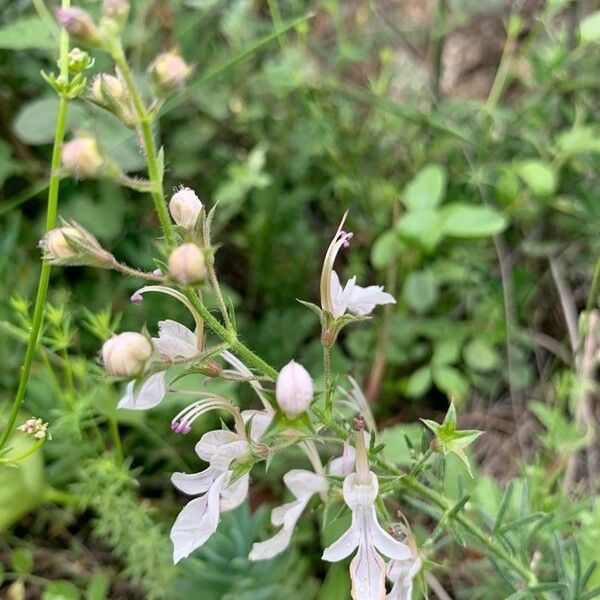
2, 0, 600, 598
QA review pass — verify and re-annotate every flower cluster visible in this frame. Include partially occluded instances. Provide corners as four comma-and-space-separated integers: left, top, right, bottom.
17, 417, 49, 440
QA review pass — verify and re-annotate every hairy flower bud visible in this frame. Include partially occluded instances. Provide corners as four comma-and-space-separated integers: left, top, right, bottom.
149, 51, 192, 95
168, 243, 206, 284
169, 187, 203, 230
56, 7, 100, 44
276, 360, 314, 419
67, 47, 92, 73
102, 332, 152, 377
62, 134, 104, 178
103, 0, 129, 21
91, 73, 127, 105
43, 227, 85, 260
41, 221, 115, 268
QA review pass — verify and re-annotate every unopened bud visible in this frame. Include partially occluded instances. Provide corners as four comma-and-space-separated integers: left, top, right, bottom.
62, 134, 104, 178
43, 227, 85, 260
41, 221, 115, 267
67, 47, 92, 73
169, 187, 203, 230
56, 7, 100, 44
149, 51, 193, 95
18, 417, 49, 440
102, 332, 152, 377
199, 360, 223, 378
275, 360, 314, 419
168, 243, 206, 284
91, 73, 127, 105
103, 0, 130, 21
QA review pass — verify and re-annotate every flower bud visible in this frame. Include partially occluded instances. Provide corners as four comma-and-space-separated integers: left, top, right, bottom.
168, 243, 206, 284
67, 47, 92, 73
43, 227, 85, 260
276, 360, 314, 419
56, 7, 100, 44
91, 73, 127, 105
169, 187, 203, 230
62, 134, 104, 178
149, 51, 193, 95
102, 332, 152, 378
17, 417, 49, 440
41, 221, 115, 268
103, 0, 130, 22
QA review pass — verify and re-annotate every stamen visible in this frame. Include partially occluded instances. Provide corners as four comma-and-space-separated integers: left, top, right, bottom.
130, 291, 143, 303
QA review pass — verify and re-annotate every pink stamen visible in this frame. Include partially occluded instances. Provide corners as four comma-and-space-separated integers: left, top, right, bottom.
130, 292, 143, 303
152, 269, 163, 277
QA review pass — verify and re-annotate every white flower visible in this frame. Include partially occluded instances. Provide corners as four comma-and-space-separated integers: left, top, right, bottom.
152, 319, 199, 360
249, 441, 356, 562
221, 350, 272, 412
386, 546, 421, 600
322, 472, 411, 600
169, 187, 203, 230
118, 372, 167, 410
275, 360, 314, 419
320, 213, 396, 318
170, 409, 272, 563
249, 469, 328, 560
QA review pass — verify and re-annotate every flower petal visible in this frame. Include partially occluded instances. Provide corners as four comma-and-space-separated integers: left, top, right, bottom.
249, 521, 296, 561
241, 409, 273, 442
152, 319, 198, 359
118, 372, 166, 410
170, 472, 226, 563
322, 525, 360, 562
347, 284, 396, 316
330, 272, 357, 318
350, 544, 386, 600
369, 512, 412, 561
386, 555, 421, 600
171, 466, 218, 495
195, 429, 239, 461
219, 473, 249, 511
210, 440, 249, 471
284, 469, 328, 499
329, 442, 356, 476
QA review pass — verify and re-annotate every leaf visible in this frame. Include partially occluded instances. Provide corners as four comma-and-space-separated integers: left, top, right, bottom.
396, 209, 445, 251
370, 230, 397, 269
402, 270, 439, 313
432, 366, 469, 400
405, 366, 432, 398
11, 548, 33, 574
403, 164, 447, 210
0, 17, 56, 50
13, 97, 87, 145
432, 339, 461, 366
555, 126, 600, 156
42, 581, 81, 600
86, 571, 111, 600
463, 338, 499, 372
441, 203, 507, 238
317, 561, 351, 600
516, 160, 557, 197
379, 423, 423, 463
580, 11, 600, 44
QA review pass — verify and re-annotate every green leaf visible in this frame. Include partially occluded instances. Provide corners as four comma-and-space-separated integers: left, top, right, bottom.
441, 203, 507, 238
86, 572, 111, 600
405, 366, 432, 398
580, 11, 600, 44
396, 209, 445, 251
432, 339, 461, 366
516, 160, 557, 197
555, 126, 600, 156
42, 581, 81, 600
402, 270, 439, 313
370, 230, 397, 269
379, 423, 423, 463
403, 164, 447, 210
13, 97, 87, 146
463, 338, 499, 372
11, 548, 33, 574
317, 561, 351, 600
0, 17, 56, 50
432, 366, 468, 400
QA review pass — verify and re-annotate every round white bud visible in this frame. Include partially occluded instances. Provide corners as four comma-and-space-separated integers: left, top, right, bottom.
102, 332, 152, 378
169, 187, 203, 230
62, 135, 103, 178
149, 51, 192, 94
43, 227, 85, 259
276, 360, 314, 419
168, 243, 206, 284
91, 73, 127, 105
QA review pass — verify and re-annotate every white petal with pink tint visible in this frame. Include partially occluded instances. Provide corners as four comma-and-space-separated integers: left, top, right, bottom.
152, 319, 198, 359
118, 372, 167, 410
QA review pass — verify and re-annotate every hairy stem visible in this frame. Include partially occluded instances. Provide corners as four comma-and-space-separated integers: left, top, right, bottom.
110, 41, 175, 247
183, 288, 278, 380
0, 8, 71, 451
323, 343, 333, 416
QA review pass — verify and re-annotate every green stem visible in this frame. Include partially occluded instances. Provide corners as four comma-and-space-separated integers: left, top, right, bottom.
110, 41, 175, 248
0, 20, 71, 451
378, 458, 538, 586
183, 288, 278, 380
323, 343, 333, 417
0, 438, 46, 463
108, 413, 123, 462
585, 256, 600, 315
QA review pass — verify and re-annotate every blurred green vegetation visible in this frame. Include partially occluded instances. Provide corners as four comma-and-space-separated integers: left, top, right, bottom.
2, 0, 600, 598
